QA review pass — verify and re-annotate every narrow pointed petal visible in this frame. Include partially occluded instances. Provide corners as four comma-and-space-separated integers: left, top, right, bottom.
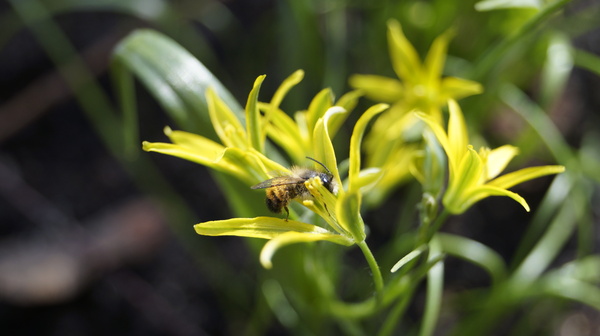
162, 127, 225, 154
443, 147, 483, 213
461, 185, 530, 213
304, 177, 346, 235
387, 20, 422, 81
447, 100, 469, 162
439, 77, 484, 101
486, 145, 519, 180
488, 165, 566, 189
349, 74, 404, 102
416, 112, 453, 169
245, 75, 266, 152
424, 28, 454, 87
207, 89, 247, 148
349, 103, 388, 191
261, 102, 307, 163
194, 217, 335, 239
306, 88, 334, 134
313, 107, 346, 187
260, 231, 353, 269
336, 190, 365, 243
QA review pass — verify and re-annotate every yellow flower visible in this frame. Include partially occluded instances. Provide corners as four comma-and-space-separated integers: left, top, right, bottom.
417, 100, 565, 214
349, 20, 483, 204
350, 19, 483, 123
143, 72, 388, 268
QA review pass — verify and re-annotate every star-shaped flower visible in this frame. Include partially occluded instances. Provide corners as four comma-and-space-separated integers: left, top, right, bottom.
417, 100, 565, 214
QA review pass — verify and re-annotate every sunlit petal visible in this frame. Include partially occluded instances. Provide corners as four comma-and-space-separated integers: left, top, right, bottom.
194, 217, 334, 239
348, 74, 404, 102
439, 77, 484, 101
424, 28, 454, 88
447, 100, 469, 162
349, 103, 389, 191
486, 145, 519, 180
461, 185, 530, 213
387, 20, 422, 82
443, 146, 483, 213
488, 165, 566, 189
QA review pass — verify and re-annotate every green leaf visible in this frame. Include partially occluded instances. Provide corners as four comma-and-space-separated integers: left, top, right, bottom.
112, 29, 242, 137
391, 245, 427, 273
420, 237, 444, 336
475, 0, 542, 12
438, 233, 507, 284
574, 48, 600, 76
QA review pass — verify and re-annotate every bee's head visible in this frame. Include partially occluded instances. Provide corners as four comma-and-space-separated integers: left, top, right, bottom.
306, 157, 338, 194
318, 172, 338, 195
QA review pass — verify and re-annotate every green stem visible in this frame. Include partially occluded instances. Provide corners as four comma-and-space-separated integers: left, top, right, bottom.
418, 209, 450, 246
357, 240, 384, 293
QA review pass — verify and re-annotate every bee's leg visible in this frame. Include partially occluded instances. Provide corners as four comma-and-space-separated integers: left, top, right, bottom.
323, 202, 331, 217
284, 206, 290, 221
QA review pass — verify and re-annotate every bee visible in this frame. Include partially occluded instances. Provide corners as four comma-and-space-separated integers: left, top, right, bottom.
251, 157, 338, 220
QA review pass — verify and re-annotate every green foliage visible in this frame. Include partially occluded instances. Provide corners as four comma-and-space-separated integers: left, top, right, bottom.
9, 0, 600, 334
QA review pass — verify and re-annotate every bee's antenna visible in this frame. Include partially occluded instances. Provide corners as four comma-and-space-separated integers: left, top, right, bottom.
306, 156, 332, 174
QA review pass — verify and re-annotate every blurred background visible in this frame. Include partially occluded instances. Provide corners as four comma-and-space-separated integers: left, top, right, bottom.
0, 0, 599, 335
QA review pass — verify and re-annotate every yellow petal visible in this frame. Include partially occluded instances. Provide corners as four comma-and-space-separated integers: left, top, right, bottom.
207, 88, 247, 148
194, 216, 334, 239
306, 88, 334, 135
348, 74, 404, 102
348, 103, 389, 191
387, 19, 423, 82
485, 145, 519, 180
336, 190, 365, 243
416, 112, 454, 172
260, 231, 353, 269
447, 100, 469, 163
461, 185, 530, 213
443, 146, 483, 213
351, 167, 384, 193
313, 107, 346, 187
439, 77, 484, 101
424, 28, 454, 88
245, 75, 266, 152
304, 177, 347, 236
488, 165, 566, 189
163, 127, 225, 154
260, 102, 307, 163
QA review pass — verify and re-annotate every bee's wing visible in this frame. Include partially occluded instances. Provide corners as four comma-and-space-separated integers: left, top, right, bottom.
251, 176, 305, 189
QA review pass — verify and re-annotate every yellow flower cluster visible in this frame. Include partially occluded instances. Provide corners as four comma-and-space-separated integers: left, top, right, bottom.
143, 20, 564, 269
